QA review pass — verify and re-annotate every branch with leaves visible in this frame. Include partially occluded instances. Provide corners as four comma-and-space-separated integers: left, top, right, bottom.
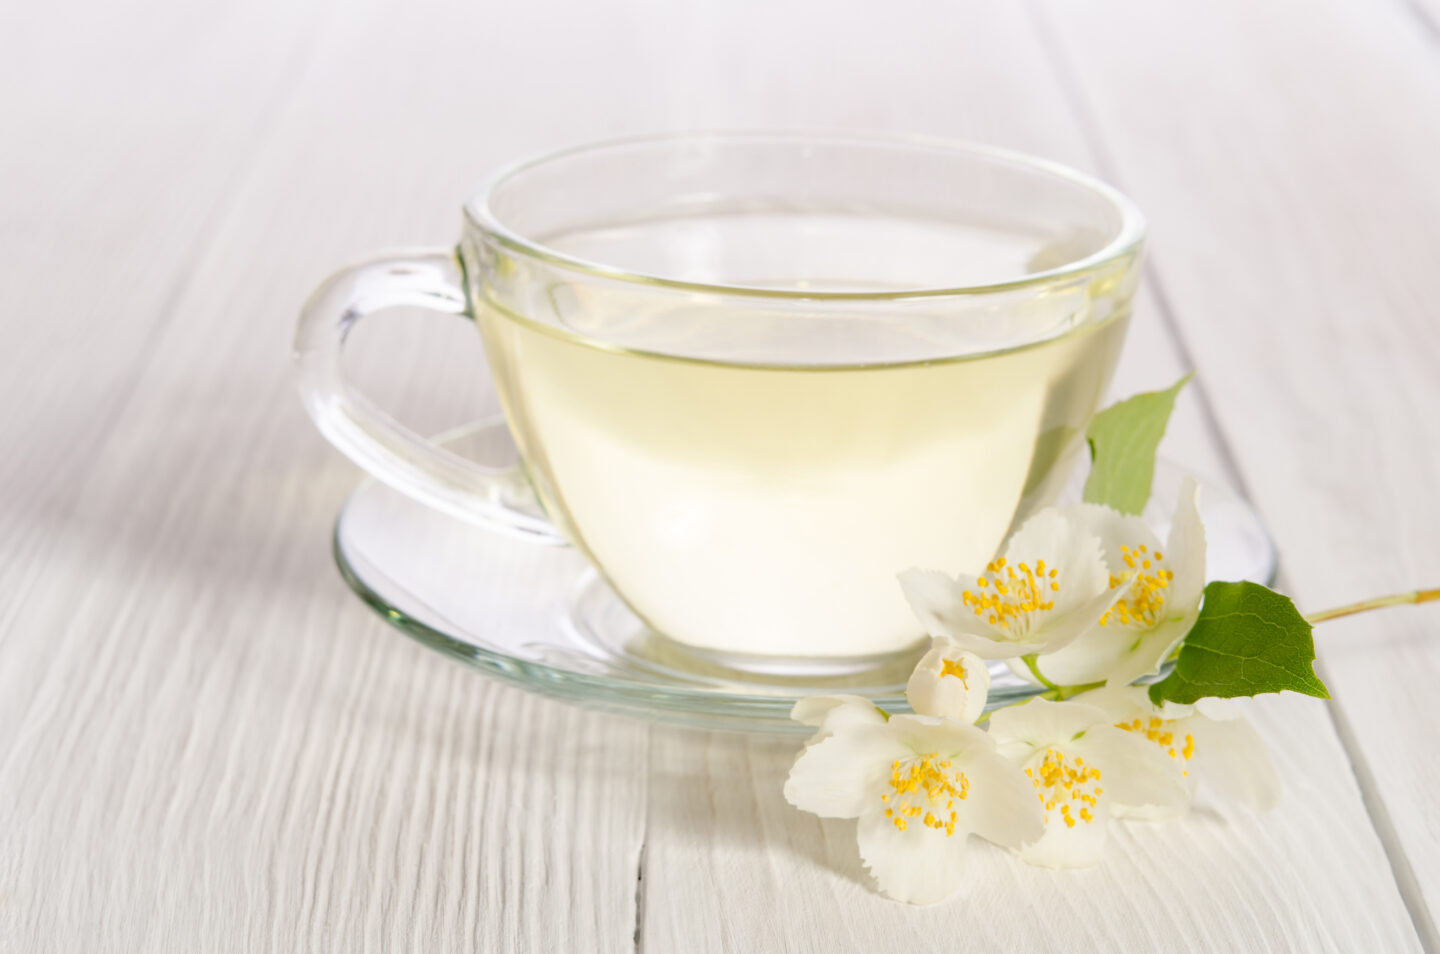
783, 376, 1438, 905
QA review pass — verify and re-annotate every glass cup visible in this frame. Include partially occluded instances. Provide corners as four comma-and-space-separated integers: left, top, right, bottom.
295, 132, 1145, 661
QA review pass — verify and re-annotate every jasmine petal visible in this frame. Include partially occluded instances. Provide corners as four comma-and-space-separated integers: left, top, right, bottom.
899, 508, 1115, 661
988, 698, 1188, 868
784, 711, 1043, 904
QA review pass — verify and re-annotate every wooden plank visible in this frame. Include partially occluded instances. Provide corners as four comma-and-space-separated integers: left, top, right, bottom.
1402, 0, 1440, 42
0, 0, 1426, 951
1033, 0, 1440, 940
629, 0, 1420, 949
0, 0, 653, 951
0, 0, 335, 721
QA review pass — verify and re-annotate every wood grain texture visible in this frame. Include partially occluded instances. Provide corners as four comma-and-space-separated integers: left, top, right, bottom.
0, 1, 654, 951
0, 0, 1433, 950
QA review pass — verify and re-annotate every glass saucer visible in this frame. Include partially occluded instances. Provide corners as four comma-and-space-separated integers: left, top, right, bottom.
333, 418, 1277, 734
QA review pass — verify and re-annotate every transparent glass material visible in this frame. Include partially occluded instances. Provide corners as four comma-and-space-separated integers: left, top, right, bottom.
297, 132, 1146, 663
332, 421, 1276, 733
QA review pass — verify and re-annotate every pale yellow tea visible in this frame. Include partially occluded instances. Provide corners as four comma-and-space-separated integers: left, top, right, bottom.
474, 211, 1130, 656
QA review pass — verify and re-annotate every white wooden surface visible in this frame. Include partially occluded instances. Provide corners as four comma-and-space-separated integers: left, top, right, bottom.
2, 0, 1436, 950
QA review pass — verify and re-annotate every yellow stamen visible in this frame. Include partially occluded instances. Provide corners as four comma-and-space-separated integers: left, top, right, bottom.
1099, 543, 1173, 628
1026, 747, 1104, 828
940, 657, 969, 688
962, 556, 1060, 633
883, 754, 970, 836
1119, 717, 1198, 764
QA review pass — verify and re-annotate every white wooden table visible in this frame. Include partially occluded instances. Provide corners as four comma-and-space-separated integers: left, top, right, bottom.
4, 0, 1440, 949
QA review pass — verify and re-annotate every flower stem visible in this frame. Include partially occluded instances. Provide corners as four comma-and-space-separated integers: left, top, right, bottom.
1054, 680, 1106, 701
1021, 654, 1060, 692
1304, 588, 1440, 625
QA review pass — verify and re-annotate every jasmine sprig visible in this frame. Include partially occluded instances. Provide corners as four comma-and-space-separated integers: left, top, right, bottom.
1147, 582, 1439, 705
1025, 582, 1439, 707
781, 375, 1439, 904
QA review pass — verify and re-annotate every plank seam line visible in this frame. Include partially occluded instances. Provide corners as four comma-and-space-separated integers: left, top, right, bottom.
632, 828, 648, 954
1022, 0, 1437, 947
1399, 0, 1440, 44
1282, 567, 1439, 952
634, 722, 652, 954
1318, 655, 1440, 952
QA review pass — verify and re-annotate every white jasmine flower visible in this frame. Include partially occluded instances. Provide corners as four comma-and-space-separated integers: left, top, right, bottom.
905, 637, 989, 723
1029, 478, 1207, 687
784, 711, 1044, 904
792, 694, 886, 747
1074, 685, 1280, 817
899, 508, 1117, 661
987, 699, 1189, 868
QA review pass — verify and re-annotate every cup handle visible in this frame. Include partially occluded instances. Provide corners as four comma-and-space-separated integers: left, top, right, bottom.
294, 247, 565, 546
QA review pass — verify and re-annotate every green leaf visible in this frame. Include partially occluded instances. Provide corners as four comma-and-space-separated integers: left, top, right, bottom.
1149, 581, 1330, 705
1083, 375, 1191, 515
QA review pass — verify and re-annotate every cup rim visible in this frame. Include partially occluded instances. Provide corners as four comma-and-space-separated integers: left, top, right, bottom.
463, 130, 1146, 301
